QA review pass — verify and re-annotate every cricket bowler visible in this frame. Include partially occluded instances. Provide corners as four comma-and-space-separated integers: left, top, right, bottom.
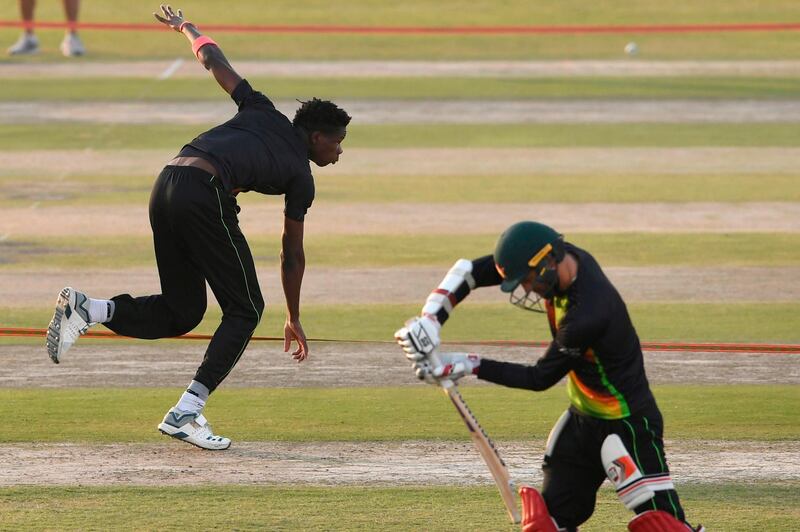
396, 221, 704, 531
45, 5, 351, 450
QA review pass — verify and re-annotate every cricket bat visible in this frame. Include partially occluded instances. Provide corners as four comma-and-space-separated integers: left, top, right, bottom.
429, 351, 521, 524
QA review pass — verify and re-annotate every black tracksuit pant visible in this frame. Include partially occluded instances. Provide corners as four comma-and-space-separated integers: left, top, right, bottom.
542, 404, 686, 530
105, 166, 264, 392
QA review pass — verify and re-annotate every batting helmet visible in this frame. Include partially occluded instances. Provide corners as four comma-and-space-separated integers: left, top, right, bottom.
494, 221, 565, 294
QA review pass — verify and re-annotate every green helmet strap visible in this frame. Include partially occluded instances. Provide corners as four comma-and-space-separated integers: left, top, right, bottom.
534, 238, 565, 299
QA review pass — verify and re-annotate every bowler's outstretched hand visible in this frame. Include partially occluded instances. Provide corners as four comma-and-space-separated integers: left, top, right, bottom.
153, 4, 185, 32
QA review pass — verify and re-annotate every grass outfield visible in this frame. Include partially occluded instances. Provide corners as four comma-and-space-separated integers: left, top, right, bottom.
4, 173, 799, 210
0, 484, 797, 530
4, 124, 800, 152
3, 31, 799, 61
309, 174, 800, 205
8, 0, 796, 26
3, 173, 799, 206
2, 76, 799, 101
2, 233, 800, 269
343, 124, 800, 149
306, 173, 800, 204
4, 303, 800, 343
1, 2, 797, 529
0, 386, 797, 442
1, 1, 799, 60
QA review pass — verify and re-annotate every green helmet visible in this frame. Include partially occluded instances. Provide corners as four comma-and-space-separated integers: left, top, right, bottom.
494, 221, 564, 293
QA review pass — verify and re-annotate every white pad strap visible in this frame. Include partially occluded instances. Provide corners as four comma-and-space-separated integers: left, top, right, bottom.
545, 409, 571, 457
421, 259, 475, 320
602, 434, 663, 510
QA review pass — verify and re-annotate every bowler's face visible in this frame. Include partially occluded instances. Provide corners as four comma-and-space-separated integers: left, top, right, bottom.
310, 129, 346, 167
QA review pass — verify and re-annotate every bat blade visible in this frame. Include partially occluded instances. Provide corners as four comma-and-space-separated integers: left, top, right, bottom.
442, 381, 521, 524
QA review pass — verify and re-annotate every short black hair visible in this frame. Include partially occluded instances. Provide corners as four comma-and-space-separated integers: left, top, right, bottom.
292, 98, 351, 134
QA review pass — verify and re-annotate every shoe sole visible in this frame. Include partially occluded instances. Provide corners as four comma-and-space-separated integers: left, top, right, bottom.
45, 287, 72, 364
157, 423, 231, 451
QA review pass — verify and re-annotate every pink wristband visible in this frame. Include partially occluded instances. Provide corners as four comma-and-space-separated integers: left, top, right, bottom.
178, 21, 192, 33
191, 36, 217, 58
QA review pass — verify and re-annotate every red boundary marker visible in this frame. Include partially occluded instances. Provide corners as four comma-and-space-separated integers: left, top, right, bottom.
3, 327, 799, 354
0, 20, 798, 35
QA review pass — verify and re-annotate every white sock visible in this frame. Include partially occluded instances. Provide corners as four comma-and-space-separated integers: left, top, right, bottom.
176, 391, 205, 414
175, 381, 209, 414
87, 298, 114, 323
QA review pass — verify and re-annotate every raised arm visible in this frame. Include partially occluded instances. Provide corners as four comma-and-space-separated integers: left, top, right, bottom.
153, 4, 242, 95
395, 254, 501, 357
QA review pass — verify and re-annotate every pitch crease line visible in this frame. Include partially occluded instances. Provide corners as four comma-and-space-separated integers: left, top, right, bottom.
157, 58, 184, 80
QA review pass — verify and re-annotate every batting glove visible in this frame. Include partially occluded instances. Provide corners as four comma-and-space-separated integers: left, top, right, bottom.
412, 351, 481, 384
394, 315, 441, 360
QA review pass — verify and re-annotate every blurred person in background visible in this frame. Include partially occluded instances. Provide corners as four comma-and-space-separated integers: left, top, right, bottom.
7, 0, 85, 56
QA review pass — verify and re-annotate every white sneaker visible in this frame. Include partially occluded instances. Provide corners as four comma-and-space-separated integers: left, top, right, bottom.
46, 287, 93, 364
7, 33, 39, 55
60, 33, 85, 57
158, 408, 232, 450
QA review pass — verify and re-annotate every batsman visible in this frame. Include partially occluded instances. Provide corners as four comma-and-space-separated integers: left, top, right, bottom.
395, 221, 703, 532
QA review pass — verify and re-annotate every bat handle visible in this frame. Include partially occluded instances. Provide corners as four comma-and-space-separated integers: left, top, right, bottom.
426, 349, 455, 389
426, 347, 442, 366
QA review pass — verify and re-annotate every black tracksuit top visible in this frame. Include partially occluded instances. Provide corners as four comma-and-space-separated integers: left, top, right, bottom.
178, 79, 314, 222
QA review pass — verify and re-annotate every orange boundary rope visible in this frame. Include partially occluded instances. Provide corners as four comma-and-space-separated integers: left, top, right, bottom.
2, 327, 799, 354
1, 20, 799, 35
